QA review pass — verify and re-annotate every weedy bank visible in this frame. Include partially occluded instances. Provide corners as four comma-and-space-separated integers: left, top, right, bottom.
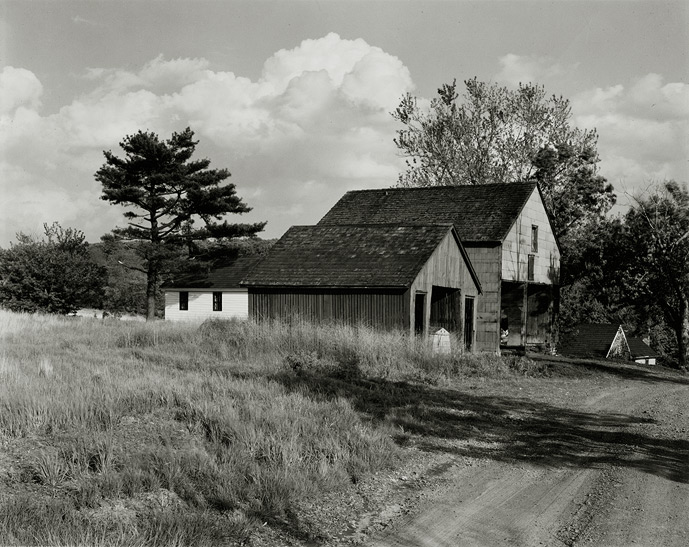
0, 311, 548, 546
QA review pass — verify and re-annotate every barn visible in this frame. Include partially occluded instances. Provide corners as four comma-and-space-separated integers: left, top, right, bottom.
163, 256, 260, 322
241, 224, 482, 348
318, 181, 561, 353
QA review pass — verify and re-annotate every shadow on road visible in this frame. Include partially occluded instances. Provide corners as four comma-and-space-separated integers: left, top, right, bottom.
272, 364, 689, 485
532, 354, 689, 386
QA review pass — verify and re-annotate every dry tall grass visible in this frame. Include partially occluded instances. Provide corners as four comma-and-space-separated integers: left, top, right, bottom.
0, 310, 542, 545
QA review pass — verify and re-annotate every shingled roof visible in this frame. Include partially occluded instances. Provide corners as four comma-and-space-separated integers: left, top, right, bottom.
627, 337, 658, 359
558, 324, 625, 359
164, 256, 261, 289
242, 224, 472, 288
318, 182, 538, 242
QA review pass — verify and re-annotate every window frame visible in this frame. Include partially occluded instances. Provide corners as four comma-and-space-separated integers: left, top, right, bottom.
527, 254, 535, 281
179, 291, 189, 311
531, 225, 538, 253
212, 291, 223, 312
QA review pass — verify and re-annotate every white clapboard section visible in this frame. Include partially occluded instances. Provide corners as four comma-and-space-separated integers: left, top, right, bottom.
164, 290, 248, 322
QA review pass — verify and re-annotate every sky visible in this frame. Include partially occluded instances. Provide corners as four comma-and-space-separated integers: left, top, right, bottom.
1, 0, 687, 246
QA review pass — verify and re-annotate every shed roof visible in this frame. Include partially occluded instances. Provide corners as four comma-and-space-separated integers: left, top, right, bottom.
164, 256, 261, 290
558, 323, 623, 358
242, 224, 475, 289
318, 182, 538, 242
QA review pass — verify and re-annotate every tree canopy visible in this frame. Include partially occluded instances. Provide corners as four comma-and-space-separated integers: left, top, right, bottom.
559, 181, 689, 368
622, 181, 689, 368
96, 127, 265, 319
0, 223, 106, 315
392, 78, 616, 241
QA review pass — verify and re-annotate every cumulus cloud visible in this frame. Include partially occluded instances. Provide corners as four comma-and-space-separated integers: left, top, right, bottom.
83, 55, 211, 97
0, 66, 43, 114
494, 56, 687, 198
572, 74, 689, 194
0, 34, 413, 245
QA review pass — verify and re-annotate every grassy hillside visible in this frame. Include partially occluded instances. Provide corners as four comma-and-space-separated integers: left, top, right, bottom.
0, 311, 544, 546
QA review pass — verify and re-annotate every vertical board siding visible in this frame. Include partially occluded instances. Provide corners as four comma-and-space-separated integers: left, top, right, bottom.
409, 230, 480, 348
465, 245, 502, 353
501, 187, 560, 285
164, 290, 248, 322
526, 283, 556, 346
248, 289, 408, 330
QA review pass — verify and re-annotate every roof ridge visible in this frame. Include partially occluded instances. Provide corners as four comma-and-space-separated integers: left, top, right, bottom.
291, 223, 455, 228
343, 181, 537, 193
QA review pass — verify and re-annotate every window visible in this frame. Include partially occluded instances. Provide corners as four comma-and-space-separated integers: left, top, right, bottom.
528, 254, 535, 281
179, 291, 189, 311
212, 292, 223, 312
531, 225, 538, 253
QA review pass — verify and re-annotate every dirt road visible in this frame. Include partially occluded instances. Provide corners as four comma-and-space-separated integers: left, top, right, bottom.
364, 363, 689, 547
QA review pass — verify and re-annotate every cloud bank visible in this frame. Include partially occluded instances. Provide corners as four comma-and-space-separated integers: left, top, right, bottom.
1, 42, 686, 247
497, 54, 688, 203
0, 33, 413, 245
572, 73, 689, 195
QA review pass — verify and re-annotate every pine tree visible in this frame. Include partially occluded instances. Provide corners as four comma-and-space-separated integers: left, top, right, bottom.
96, 128, 265, 319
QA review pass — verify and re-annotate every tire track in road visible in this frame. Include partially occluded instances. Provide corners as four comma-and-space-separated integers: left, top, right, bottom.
365, 375, 689, 547
572, 383, 689, 547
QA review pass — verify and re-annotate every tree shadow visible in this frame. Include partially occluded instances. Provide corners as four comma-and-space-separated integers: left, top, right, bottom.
271, 366, 689, 486
531, 354, 689, 386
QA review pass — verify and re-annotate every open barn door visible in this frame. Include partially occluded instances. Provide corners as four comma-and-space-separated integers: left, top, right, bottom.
464, 296, 474, 352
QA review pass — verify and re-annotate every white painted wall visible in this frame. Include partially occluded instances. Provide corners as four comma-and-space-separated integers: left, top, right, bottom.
164, 290, 248, 322
501, 188, 560, 284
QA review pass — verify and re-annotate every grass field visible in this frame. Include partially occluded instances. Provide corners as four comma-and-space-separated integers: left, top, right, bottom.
0, 310, 547, 546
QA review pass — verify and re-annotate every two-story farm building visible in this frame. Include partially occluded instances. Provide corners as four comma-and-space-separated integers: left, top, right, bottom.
318, 182, 560, 353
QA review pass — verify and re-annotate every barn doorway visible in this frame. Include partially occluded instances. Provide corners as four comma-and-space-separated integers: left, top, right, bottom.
464, 296, 475, 351
430, 286, 461, 332
414, 292, 426, 334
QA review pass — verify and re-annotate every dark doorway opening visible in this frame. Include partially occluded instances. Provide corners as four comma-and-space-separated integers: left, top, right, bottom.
414, 293, 426, 334
430, 286, 461, 332
464, 296, 475, 351
500, 281, 556, 348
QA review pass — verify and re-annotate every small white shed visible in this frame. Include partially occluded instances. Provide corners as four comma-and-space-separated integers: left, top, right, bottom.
163, 257, 260, 322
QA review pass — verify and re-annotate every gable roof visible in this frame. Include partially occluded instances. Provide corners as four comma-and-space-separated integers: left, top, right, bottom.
242, 224, 479, 289
164, 256, 261, 290
558, 323, 624, 358
318, 182, 538, 243
627, 337, 658, 359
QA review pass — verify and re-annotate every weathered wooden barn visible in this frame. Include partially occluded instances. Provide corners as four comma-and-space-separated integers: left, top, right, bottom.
241, 224, 482, 347
163, 257, 259, 321
318, 182, 561, 353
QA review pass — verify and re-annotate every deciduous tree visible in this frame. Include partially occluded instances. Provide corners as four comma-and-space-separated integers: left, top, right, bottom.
621, 181, 689, 368
392, 78, 616, 241
96, 127, 266, 320
0, 223, 106, 314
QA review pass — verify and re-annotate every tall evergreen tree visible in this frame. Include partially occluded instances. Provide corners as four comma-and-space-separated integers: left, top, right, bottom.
96, 127, 265, 319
